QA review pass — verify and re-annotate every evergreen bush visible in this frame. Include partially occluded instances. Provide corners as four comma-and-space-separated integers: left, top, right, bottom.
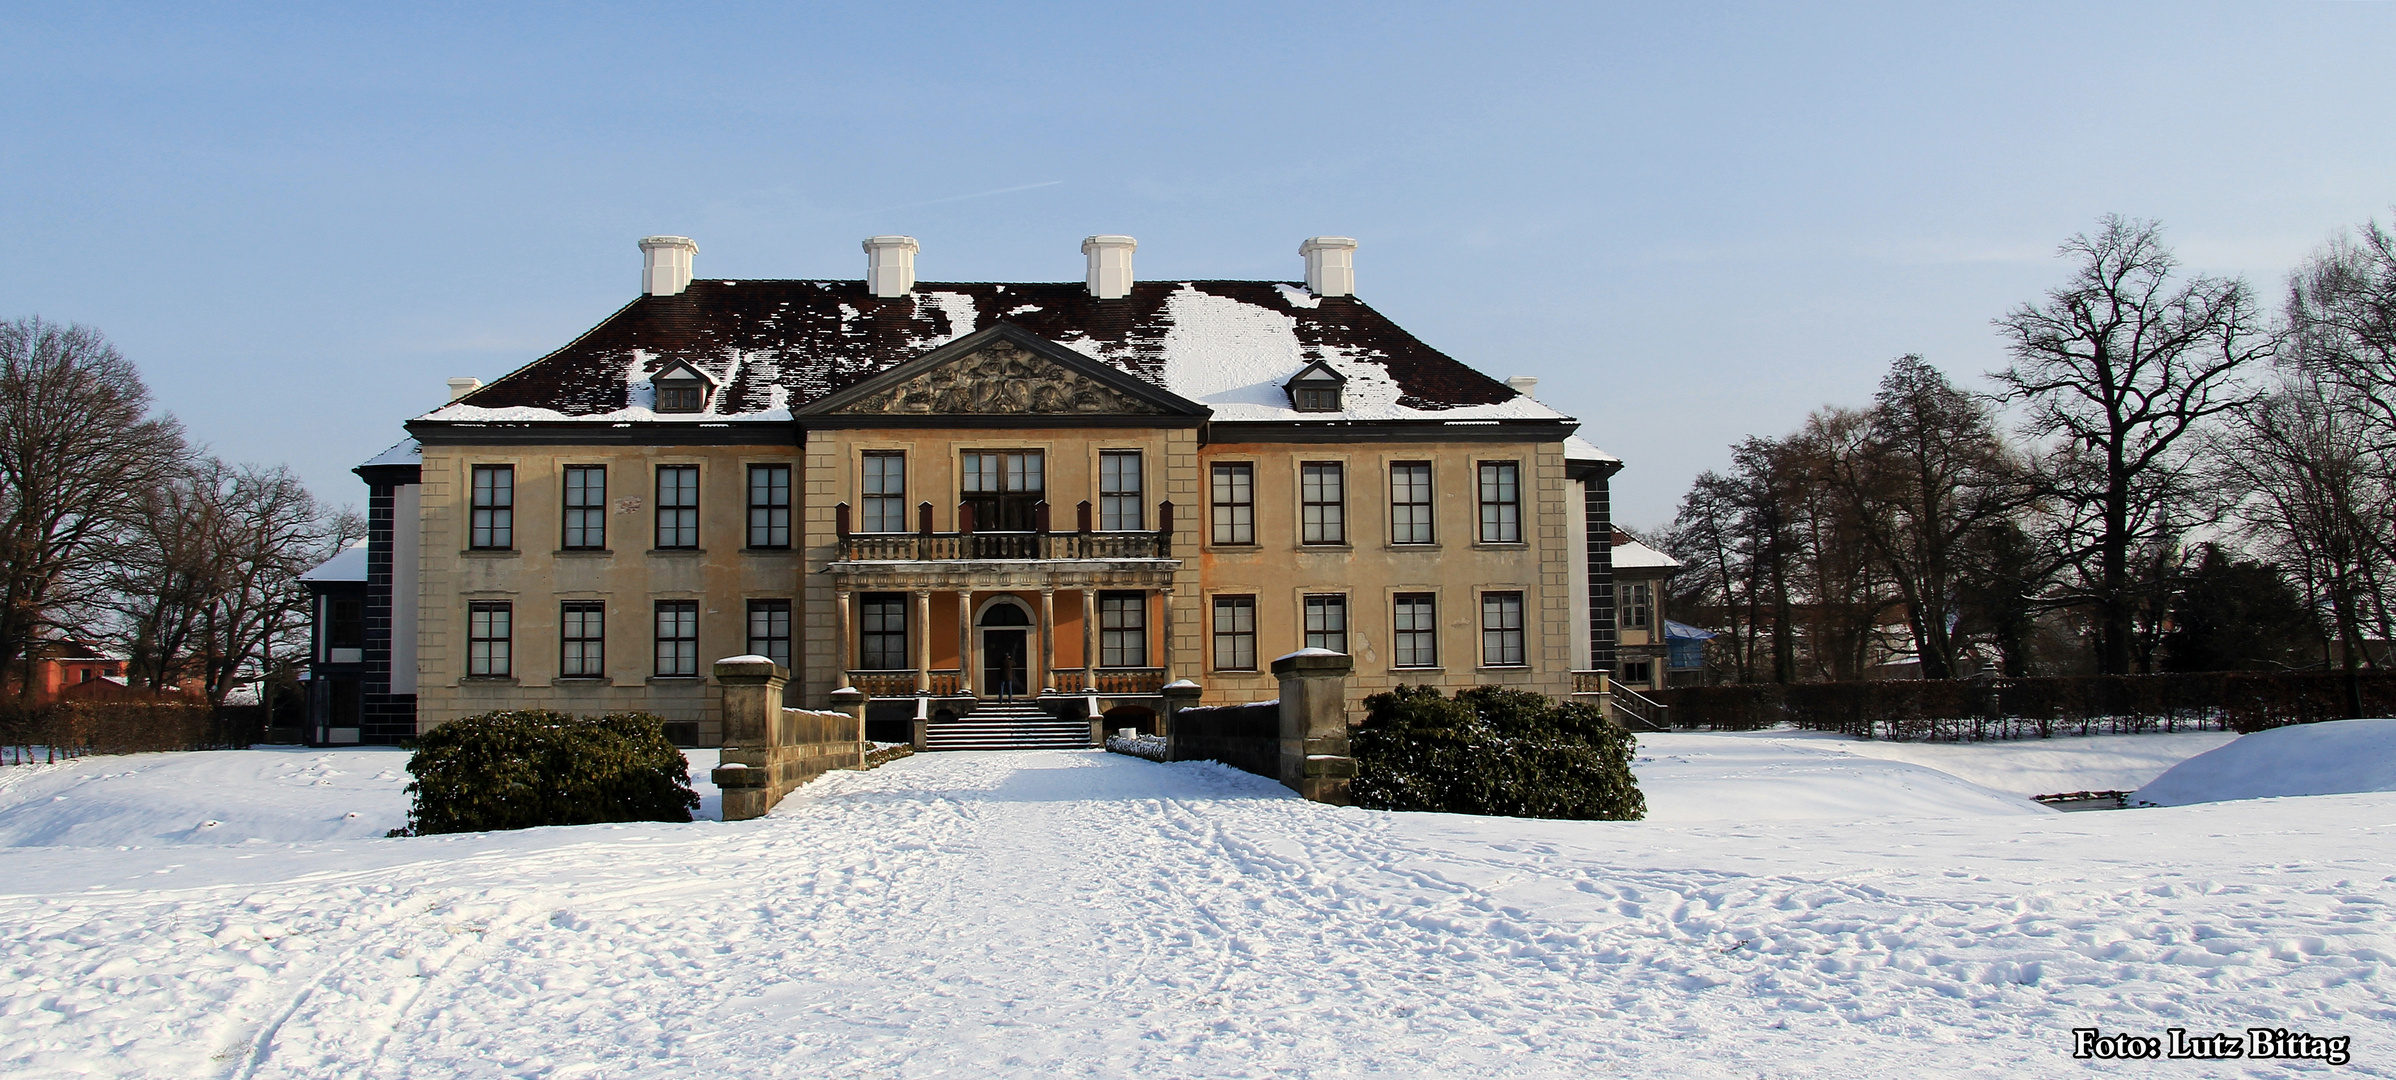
395, 710, 699, 836
1351, 685, 1645, 821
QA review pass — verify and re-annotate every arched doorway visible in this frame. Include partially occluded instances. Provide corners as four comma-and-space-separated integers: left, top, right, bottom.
977, 600, 1033, 699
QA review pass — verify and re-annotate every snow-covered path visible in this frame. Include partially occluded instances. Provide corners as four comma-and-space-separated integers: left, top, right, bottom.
5, 749, 2392, 1078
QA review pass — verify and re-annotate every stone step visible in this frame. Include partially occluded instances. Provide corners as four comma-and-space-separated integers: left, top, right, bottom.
923, 717, 1094, 751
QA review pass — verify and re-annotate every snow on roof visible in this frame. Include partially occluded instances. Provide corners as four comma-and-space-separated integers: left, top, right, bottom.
300, 539, 370, 583
1612, 538, 1681, 570
359, 439, 421, 468
415, 280, 1575, 430
1564, 435, 1619, 463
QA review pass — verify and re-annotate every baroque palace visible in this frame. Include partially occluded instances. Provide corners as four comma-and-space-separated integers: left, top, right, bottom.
303, 234, 1628, 746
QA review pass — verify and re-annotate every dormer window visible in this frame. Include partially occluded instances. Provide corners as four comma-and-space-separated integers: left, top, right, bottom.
652, 361, 714, 414
1283, 360, 1347, 414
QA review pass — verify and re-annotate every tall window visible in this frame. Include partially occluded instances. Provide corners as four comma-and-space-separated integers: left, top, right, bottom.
560, 602, 604, 677
1481, 592, 1526, 667
656, 466, 700, 549
327, 598, 364, 651
1477, 461, 1521, 543
1618, 582, 1653, 631
654, 600, 698, 676
1393, 594, 1438, 668
1390, 462, 1434, 545
747, 599, 791, 670
470, 465, 513, 550
1099, 451, 1143, 531
1210, 462, 1254, 545
859, 594, 908, 670
1303, 593, 1348, 653
1212, 596, 1256, 671
1099, 592, 1148, 667
563, 466, 606, 550
467, 601, 512, 677
961, 451, 1043, 531
748, 465, 791, 549
861, 452, 907, 533
1300, 462, 1345, 544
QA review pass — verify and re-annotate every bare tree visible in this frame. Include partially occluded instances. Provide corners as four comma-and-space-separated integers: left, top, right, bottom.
1993, 216, 2275, 675
1809, 357, 2034, 679
0, 318, 186, 698
99, 458, 359, 705
2285, 216, 2396, 448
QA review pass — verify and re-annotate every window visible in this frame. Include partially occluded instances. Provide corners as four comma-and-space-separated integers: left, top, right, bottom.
1292, 384, 1341, 412
961, 451, 1044, 531
1210, 462, 1254, 545
1212, 596, 1257, 671
470, 465, 513, 549
654, 600, 698, 677
655, 370, 706, 413
1303, 593, 1347, 653
560, 602, 605, 677
1618, 582, 1653, 631
1620, 660, 1655, 686
656, 466, 700, 549
328, 598, 364, 650
747, 599, 791, 670
861, 452, 907, 533
1389, 462, 1434, 545
1099, 451, 1143, 531
1099, 592, 1148, 667
859, 594, 908, 670
748, 465, 791, 549
1300, 462, 1345, 544
562, 465, 606, 550
467, 601, 512, 677
1481, 592, 1526, 667
1393, 594, 1438, 668
1477, 461, 1521, 543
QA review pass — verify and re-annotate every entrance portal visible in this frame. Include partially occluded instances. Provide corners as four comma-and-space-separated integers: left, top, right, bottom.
978, 601, 1033, 699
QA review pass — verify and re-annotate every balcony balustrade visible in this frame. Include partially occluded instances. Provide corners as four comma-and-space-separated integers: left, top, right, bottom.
834, 498, 1174, 563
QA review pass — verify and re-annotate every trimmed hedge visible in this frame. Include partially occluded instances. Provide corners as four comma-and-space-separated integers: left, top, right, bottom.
1352, 685, 1645, 821
1, 701, 225, 762
395, 710, 699, 836
1651, 670, 2396, 739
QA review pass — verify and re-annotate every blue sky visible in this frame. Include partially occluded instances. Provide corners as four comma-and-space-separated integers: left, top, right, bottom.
4, 2, 2391, 525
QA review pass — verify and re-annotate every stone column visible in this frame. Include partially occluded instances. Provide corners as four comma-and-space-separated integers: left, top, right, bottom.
1156, 587, 1174, 681
912, 590, 931, 694
1271, 650, 1355, 805
833, 587, 852, 686
1081, 587, 1098, 688
957, 590, 974, 697
1038, 585, 1056, 695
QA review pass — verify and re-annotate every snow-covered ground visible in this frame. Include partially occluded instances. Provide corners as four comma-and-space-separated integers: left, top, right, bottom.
1, 732, 2389, 1078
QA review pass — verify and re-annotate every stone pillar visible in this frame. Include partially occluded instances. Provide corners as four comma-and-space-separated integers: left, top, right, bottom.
830, 686, 867, 751
1160, 679, 1202, 746
712, 656, 788, 821
1271, 651, 1355, 805
912, 590, 931, 694
1594, 668, 1616, 729
1156, 588, 1174, 681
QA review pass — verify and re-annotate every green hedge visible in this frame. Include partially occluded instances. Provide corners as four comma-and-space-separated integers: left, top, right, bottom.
1351, 685, 1645, 821
395, 710, 699, 836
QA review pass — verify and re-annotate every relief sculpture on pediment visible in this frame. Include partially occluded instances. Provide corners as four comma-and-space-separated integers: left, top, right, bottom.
840, 342, 1164, 416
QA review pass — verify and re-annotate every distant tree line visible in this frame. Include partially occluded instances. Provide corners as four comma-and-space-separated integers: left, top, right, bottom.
1, 317, 357, 709
1659, 214, 2396, 692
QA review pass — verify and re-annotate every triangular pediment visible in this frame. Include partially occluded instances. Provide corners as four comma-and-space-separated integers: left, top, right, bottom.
798, 323, 1208, 422
653, 360, 714, 387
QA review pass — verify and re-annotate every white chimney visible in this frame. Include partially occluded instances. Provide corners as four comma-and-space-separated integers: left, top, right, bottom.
1082, 235, 1136, 300
638, 235, 698, 296
1299, 236, 1357, 297
446, 377, 483, 402
863, 235, 920, 298
1506, 376, 1539, 398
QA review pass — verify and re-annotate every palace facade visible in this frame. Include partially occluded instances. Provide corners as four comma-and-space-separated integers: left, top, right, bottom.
306, 234, 1627, 746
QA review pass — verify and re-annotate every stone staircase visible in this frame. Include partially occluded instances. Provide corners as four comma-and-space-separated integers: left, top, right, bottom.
922, 700, 1094, 751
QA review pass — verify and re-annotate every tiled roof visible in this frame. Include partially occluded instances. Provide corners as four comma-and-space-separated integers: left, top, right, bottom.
420, 280, 1573, 427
